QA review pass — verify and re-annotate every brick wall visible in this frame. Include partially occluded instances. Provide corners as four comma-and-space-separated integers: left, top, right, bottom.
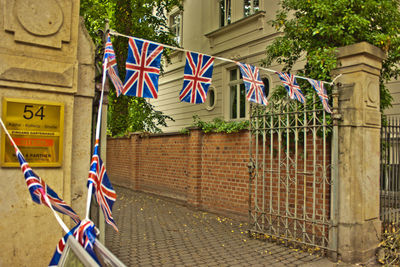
107, 129, 331, 220
107, 133, 190, 201
138, 133, 190, 201
106, 136, 135, 189
200, 131, 250, 216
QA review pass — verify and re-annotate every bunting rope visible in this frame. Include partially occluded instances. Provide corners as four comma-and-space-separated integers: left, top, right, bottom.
109, 29, 341, 86
0, 118, 71, 234
84, 57, 108, 220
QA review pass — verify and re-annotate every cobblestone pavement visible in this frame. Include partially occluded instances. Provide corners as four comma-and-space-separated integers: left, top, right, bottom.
106, 186, 325, 267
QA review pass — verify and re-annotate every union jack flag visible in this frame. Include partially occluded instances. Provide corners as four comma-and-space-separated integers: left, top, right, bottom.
237, 63, 268, 105
16, 149, 81, 224
308, 79, 332, 113
49, 219, 98, 266
88, 141, 118, 231
123, 37, 164, 98
276, 72, 306, 103
179, 52, 215, 104
104, 33, 124, 97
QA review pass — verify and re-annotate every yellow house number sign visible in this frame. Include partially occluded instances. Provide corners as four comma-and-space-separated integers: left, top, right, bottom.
1, 98, 64, 167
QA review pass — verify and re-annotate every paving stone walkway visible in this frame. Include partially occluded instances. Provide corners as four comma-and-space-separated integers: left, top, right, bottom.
106, 186, 325, 267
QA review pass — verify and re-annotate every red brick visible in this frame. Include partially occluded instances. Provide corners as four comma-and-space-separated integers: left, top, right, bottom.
107, 130, 331, 219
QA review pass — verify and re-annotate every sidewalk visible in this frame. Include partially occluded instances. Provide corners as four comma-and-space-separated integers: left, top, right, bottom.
105, 186, 327, 266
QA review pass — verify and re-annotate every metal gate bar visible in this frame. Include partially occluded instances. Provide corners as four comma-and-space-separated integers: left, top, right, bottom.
248, 94, 335, 250
380, 117, 400, 226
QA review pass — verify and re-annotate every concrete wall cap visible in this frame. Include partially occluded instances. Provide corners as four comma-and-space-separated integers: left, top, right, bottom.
336, 42, 387, 61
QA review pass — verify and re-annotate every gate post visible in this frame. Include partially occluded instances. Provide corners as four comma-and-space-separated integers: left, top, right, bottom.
332, 42, 385, 263
187, 129, 203, 207
0, 1, 94, 265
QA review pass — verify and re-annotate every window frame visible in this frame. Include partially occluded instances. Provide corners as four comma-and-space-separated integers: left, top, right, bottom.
261, 74, 271, 99
219, 0, 232, 27
228, 68, 247, 120
244, 0, 260, 17
205, 86, 217, 111
169, 9, 183, 46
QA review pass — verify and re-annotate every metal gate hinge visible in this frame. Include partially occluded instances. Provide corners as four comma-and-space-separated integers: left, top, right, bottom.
247, 159, 255, 175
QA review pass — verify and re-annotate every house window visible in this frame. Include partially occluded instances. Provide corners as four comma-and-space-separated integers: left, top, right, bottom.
262, 77, 270, 98
206, 86, 216, 111
229, 69, 246, 119
220, 0, 231, 27
170, 12, 182, 45
244, 0, 260, 17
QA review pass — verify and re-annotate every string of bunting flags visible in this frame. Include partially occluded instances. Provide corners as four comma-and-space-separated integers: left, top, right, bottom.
0, 54, 119, 266
106, 30, 339, 113
49, 219, 99, 266
105, 34, 124, 97
0, 27, 342, 266
0, 118, 98, 266
86, 56, 118, 233
0, 119, 80, 231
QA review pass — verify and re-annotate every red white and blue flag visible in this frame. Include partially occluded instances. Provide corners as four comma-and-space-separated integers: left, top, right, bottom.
88, 141, 118, 231
308, 79, 332, 113
49, 219, 98, 266
237, 63, 268, 105
123, 37, 164, 98
179, 52, 215, 104
276, 72, 305, 103
104, 33, 124, 97
16, 149, 81, 224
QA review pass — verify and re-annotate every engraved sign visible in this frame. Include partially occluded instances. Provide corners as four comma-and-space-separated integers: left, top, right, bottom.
1, 98, 64, 167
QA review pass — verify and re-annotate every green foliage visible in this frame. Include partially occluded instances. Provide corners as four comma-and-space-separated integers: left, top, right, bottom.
80, 0, 182, 50
107, 91, 174, 137
80, 0, 182, 136
178, 128, 190, 135
192, 115, 249, 134
79, 0, 114, 44
264, 0, 400, 111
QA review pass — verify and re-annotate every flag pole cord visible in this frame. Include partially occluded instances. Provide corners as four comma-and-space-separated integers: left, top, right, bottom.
0, 117, 71, 234
85, 57, 108, 220
109, 30, 341, 86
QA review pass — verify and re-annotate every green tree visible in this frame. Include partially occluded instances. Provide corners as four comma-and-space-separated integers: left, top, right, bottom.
80, 0, 182, 136
264, 0, 400, 111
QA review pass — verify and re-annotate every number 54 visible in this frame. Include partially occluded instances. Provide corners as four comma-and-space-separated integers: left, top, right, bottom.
23, 105, 45, 120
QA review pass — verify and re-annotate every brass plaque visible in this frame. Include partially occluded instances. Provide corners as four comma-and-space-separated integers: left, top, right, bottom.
2, 98, 64, 167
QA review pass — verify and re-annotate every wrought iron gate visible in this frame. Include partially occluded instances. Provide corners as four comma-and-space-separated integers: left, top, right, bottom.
380, 117, 400, 226
248, 94, 338, 251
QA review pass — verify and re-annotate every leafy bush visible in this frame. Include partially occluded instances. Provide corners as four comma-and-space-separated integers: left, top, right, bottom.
191, 115, 249, 133
265, 0, 400, 111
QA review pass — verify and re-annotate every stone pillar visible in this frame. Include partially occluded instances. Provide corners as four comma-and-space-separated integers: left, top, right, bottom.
332, 42, 385, 263
187, 129, 203, 207
131, 134, 141, 191
71, 17, 97, 223
0, 1, 94, 266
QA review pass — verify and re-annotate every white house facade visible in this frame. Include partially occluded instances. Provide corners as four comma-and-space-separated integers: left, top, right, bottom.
151, 0, 400, 132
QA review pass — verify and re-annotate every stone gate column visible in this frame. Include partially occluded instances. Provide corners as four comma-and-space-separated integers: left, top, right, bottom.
0, 1, 95, 266
187, 128, 203, 207
332, 42, 385, 263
